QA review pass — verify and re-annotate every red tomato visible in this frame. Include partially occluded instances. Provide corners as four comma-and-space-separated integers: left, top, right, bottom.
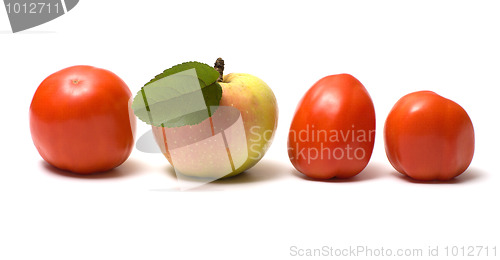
384, 91, 474, 181
288, 74, 376, 179
30, 66, 136, 174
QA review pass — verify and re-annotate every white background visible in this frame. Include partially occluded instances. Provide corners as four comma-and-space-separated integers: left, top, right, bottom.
1, 0, 499, 259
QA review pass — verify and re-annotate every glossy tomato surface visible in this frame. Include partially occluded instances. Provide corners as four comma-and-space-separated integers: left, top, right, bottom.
384, 91, 474, 181
30, 66, 136, 174
288, 74, 376, 179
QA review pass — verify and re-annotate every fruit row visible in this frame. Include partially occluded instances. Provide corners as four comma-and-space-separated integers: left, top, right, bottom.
29, 59, 474, 182
288, 74, 474, 181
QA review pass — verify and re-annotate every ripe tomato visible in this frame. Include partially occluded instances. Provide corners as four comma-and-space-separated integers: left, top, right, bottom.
288, 74, 376, 179
30, 66, 136, 174
384, 91, 474, 181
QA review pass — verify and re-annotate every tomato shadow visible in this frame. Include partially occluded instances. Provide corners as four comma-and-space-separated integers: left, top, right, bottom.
290, 161, 392, 183
40, 158, 147, 179
164, 159, 290, 185
393, 166, 485, 184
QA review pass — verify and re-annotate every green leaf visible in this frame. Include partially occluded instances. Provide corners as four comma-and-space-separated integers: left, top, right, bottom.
146, 61, 220, 87
131, 62, 223, 127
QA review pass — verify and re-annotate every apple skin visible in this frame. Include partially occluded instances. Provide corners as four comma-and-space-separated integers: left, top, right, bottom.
152, 73, 278, 178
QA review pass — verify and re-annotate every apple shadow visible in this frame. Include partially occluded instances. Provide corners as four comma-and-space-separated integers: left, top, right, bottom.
164, 159, 291, 184
216, 159, 291, 184
290, 161, 392, 183
40, 158, 147, 179
393, 166, 485, 184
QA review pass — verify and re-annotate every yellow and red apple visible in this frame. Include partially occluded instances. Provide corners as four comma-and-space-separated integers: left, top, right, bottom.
151, 71, 278, 178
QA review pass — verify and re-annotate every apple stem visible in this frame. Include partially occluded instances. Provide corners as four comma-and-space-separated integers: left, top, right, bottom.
214, 58, 224, 82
